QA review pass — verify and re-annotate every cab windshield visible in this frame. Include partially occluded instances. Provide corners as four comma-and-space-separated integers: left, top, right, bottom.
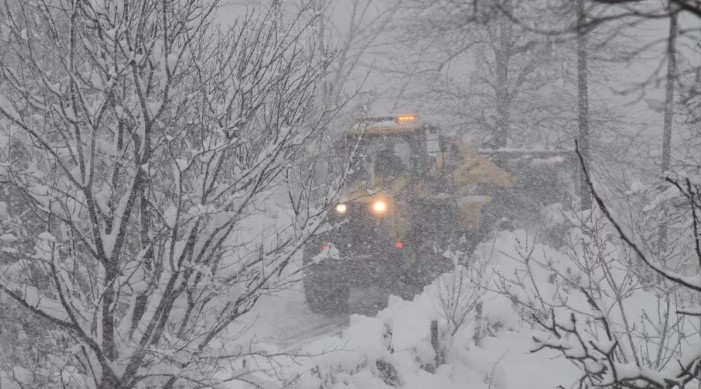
345, 134, 425, 182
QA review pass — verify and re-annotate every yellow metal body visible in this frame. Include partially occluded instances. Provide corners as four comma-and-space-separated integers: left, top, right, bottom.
339, 117, 513, 242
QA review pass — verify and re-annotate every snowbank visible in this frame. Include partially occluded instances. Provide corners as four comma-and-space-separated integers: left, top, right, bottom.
285, 285, 576, 389
231, 229, 580, 389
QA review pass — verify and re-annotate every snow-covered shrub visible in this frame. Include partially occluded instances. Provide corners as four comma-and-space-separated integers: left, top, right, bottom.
538, 202, 575, 248
495, 189, 701, 388
286, 280, 576, 389
429, 263, 488, 337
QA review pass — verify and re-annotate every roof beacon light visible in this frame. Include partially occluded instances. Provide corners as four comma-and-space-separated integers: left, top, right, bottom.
395, 114, 418, 123
396, 114, 418, 124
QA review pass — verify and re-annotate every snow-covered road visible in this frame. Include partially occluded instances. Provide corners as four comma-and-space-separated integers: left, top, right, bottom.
250, 278, 398, 350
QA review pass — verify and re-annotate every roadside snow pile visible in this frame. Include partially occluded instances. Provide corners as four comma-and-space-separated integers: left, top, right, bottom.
285, 230, 579, 389
231, 225, 687, 388
228, 187, 701, 389
492, 217, 701, 387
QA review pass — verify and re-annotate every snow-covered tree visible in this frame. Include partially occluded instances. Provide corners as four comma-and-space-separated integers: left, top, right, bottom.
311, 0, 403, 112
0, 1, 340, 387
386, 0, 573, 148
496, 151, 701, 387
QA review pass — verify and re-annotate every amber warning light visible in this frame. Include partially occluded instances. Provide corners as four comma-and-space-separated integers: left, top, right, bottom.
396, 114, 418, 123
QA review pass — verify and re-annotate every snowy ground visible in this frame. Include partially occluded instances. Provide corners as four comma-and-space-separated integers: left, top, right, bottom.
237, 230, 581, 389
250, 277, 394, 350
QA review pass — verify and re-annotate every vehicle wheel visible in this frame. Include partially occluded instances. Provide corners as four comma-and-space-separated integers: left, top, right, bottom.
395, 268, 424, 300
303, 266, 350, 315
414, 252, 454, 285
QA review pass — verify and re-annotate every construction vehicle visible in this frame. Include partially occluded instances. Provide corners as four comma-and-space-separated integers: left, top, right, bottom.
302, 114, 513, 314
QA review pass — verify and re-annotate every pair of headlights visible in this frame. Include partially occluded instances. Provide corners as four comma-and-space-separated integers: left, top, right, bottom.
335, 200, 387, 216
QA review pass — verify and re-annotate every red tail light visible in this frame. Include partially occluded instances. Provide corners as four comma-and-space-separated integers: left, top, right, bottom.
395, 241, 404, 249
322, 244, 330, 252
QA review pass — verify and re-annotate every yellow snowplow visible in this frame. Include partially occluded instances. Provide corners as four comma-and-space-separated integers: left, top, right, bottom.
303, 114, 513, 314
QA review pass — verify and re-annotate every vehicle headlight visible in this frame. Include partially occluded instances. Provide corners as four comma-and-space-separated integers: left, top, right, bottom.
335, 203, 348, 214
371, 200, 387, 216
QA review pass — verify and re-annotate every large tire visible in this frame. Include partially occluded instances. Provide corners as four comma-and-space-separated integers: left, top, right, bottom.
303, 265, 350, 315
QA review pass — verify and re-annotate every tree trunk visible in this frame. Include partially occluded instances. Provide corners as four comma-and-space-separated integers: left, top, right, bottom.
315, 0, 332, 106
102, 264, 117, 361
98, 374, 126, 389
658, 8, 678, 252
577, 0, 592, 210
661, 10, 677, 173
494, 0, 513, 148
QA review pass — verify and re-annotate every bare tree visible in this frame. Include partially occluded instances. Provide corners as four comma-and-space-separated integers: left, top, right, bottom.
388, 0, 572, 149
592, 0, 700, 19
483, 1, 701, 385
429, 261, 489, 336
495, 144, 701, 388
307, 0, 404, 120
0, 1, 341, 388
320, 0, 396, 104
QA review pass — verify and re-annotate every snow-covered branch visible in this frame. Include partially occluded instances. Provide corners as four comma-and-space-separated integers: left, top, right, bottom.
0, 1, 343, 388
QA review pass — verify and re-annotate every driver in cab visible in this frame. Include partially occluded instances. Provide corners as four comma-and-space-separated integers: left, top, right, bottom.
374, 145, 405, 181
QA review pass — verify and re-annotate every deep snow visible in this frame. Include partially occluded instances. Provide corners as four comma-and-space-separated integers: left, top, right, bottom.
235, 230, 581, 389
